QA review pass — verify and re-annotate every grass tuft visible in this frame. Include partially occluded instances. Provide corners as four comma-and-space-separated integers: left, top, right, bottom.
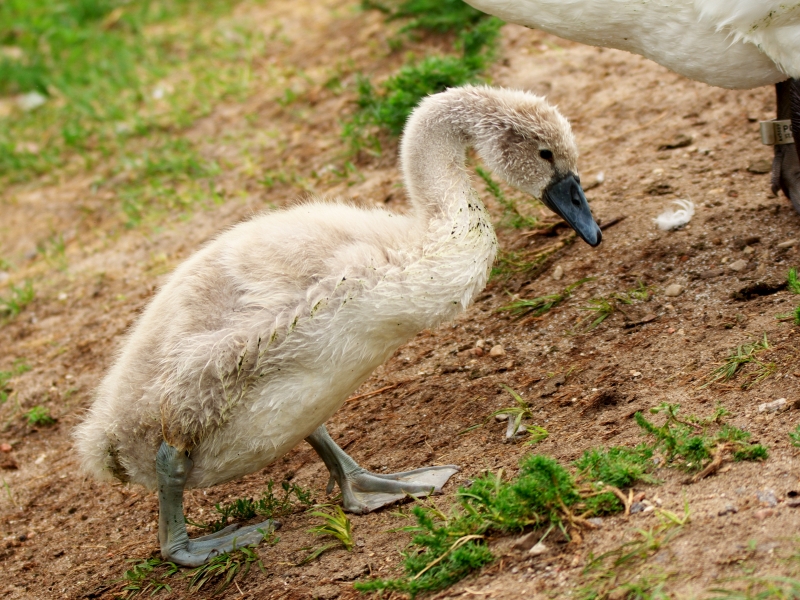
0, 359, 30, 403
788, 268, 800, 325
193, 480, 313, 532
0, 281, 35, 319
703, 333, 775, 389
345, 1, 502, 150
499, 277, 591, 319
187, 545, 267, 595
634, 403, 767, 473
25, 405, 55, 426
116, 557, 179, 598
356, 454, 583, 597
579, 281, 650, 330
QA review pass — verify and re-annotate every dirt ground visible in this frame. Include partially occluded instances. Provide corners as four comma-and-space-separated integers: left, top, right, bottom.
1, 1, 800, 598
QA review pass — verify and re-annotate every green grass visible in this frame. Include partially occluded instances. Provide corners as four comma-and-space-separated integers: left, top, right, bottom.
703, 333, 775, 389
789, 425, 800, 448
0, 358, 30, 403
24, 404, 55, 426
499, 277, 592, 319
579, 507, 690, 600
355, 454, 587, 597
487, 384, 548, 443
635, 403, 767, 473
789, 268, 800, 325
345, 0, 502, 150
0, 280, 34, 319
116, 557, 179, 598
299, 504, 356, 563
0, 0, 266, 224
187, 545, 268, 595
579, 281, 650, 330
191, 480, 313, 532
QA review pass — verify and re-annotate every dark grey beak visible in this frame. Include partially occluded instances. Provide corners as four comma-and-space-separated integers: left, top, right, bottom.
542, 172, 602, 247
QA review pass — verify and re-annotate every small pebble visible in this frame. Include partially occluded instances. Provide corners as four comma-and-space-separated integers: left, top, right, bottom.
718, 503, 738, 516
472, 347, 484, 357
729, 259, 748, 272
494, 413, 509, 422
754, 508, 775, 520
630, 501, 646, 514
528, 542, 548, 556
742, 245, 754, 255
758, 398, 787, 414
489, 344, 505, 358
777, 239, 797, 249
552, 265, 564, 281
664, 284, 683, 297
0, 443, 11, 453
757, 490, 778, 507
587, 517, 603, 527
475, 339, 485, 349
633, 492, 646, 502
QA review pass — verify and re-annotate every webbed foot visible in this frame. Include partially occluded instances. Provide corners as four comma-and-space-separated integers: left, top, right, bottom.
306, 425, 459, 514
156, 442, 278, 567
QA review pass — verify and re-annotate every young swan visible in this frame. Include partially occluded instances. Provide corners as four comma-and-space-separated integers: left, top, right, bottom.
75, 85, 600, 567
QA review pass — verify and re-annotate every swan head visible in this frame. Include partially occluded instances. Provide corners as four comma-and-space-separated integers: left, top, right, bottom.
465, 86, 602, 247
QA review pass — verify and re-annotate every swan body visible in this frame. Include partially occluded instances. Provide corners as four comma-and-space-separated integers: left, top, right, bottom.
464, 0, 798, 89
76, 86, 599, 499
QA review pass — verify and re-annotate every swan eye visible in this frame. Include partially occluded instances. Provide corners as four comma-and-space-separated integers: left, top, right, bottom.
539, 149, 554, 162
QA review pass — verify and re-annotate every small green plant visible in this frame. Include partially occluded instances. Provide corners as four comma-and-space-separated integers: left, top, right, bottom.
579, 282, 649, 330
634, 403, 767, 475
25, 405, 55, 426
703, 333, 775, 389
487, 384, 548, 443
789, 425, 800, 448
0, 359, 31, 403
499, 277, 592, 319
344, 1, 501, 149
788, 268, 800, 325
309, 505, 354, 550
475, 166, 539, 229
0, 281, 35, 318
356, 454, 588, 597
196, 480, 313, 532
574, 445, 660, 515
187, 545, 267, 595
116, 557, 179, 598
708, 575, 800, 599
580, 506, 689, 600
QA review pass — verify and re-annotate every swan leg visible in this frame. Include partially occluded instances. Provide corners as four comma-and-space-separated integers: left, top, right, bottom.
305, 425, 459, 514
156, 442, 277, 567
771, 79, 800, 215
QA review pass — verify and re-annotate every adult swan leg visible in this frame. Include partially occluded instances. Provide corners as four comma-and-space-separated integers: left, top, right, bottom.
771, 79, 800, 216
306, 425, 459, 513
156, 442, 278, 567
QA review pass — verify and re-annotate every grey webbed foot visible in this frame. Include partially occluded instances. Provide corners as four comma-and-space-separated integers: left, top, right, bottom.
306, 425, 458, 514
156, 442, 278, 567
771, 79, 800, 216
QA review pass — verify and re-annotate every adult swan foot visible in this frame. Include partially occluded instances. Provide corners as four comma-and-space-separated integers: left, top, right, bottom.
156, 443, 278, 567
771, 79, 800, 216
306, 425, 458, 513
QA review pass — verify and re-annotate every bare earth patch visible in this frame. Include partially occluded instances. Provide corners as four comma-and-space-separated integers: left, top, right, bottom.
1, 1, 799, 599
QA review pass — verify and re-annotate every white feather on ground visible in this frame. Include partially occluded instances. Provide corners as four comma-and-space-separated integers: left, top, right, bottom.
654, 199, 695, 231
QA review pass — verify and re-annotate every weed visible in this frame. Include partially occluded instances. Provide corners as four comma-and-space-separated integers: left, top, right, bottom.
197, 480, 313, 532
703, 333, 775, 389
487, 384, 548, 443
789, 268, 800, 325
116, 557, 179, 598
499, 278, 591, 319
579, 282, 649, 330
356, 454, 585, 597
308, 505, 354, 550
25, 405, 55, 426
0, 281, 35, 318
790, 425, 800, 448
187, 545, 267, 595
708, 576, 800, 599
634, 403, 767, 475
345, 2, 501, 148
475, 166, 539, 229
580, 506, 689, 599
0, 359, 31, 403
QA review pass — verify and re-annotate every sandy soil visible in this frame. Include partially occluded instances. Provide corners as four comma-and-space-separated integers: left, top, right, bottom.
1, 1, 799, 599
